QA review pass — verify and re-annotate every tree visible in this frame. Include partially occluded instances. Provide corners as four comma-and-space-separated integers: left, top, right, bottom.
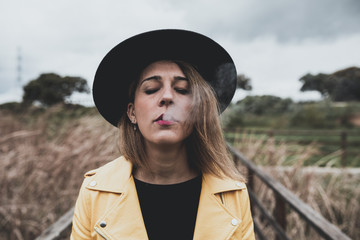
237, 74, 252, 91
22, 73, 90, 106
300, 67, 360, 101
237, 95, 293, 115
223, 95, 294, 128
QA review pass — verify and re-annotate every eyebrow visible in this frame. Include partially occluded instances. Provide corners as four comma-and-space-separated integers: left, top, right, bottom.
140, 75, 189, 85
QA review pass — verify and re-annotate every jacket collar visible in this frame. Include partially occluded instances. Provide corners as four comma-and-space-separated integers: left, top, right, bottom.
203, 173, 246, 193
85, 156, 131, 193
86, 156, 246, 194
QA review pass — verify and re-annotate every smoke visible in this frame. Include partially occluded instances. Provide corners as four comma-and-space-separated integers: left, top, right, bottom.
160, 64, 235, 126
162, 101, 195, 124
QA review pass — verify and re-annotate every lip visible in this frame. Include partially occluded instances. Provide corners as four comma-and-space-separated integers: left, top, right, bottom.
154, 113, 175, 126
156, 120, 174, 126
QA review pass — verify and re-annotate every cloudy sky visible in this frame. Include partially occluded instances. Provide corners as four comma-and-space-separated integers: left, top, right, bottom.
1, 0, 359, 105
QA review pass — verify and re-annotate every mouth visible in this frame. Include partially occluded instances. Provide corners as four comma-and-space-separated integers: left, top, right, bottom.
155, 114, 174, 126
155, 114, 164, 122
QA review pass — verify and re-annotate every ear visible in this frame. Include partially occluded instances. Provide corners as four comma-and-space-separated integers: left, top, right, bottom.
127, 103, 136, 124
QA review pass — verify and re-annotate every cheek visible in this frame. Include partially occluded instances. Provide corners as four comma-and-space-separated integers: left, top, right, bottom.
133, 102, 148, 124
181, 99, 195, 133
182, 98, 193, 116
134, 93, 152, 113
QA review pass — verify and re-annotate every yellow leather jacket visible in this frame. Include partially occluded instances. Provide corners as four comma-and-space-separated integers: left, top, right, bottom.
71, 157, 255, 239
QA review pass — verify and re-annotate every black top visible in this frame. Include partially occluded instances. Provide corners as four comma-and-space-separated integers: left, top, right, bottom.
134, 175, 202, 240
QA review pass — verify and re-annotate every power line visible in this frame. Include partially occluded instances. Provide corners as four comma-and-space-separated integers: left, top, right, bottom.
17, 46, 22, 86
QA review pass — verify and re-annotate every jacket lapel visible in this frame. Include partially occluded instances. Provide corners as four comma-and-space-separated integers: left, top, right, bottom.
93, 176, 148, 239
86, 157, 148, 239
193, 174, 244, 240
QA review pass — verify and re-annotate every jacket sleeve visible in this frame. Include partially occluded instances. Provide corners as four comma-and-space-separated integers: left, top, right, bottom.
70, 178, 92, 240
240, 186, 255, 240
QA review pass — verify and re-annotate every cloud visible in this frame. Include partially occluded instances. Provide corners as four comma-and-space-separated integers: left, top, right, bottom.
0, 0, 359, 104
173, 0, 360, 42
0, 0, 187, 94
228, 33, 360, 101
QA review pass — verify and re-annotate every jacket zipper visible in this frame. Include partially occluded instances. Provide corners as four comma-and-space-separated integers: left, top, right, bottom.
94, 226, 109, 240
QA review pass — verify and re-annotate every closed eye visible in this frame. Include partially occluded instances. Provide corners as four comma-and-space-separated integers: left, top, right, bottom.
145, 89, 159, 95
175, 88, 189, 95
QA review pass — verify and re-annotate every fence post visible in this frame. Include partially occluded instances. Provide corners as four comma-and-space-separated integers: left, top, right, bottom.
234, 128, 241, 145
274, 193, 286, 239
268, 130, 274, 138
341, 131, 347, 167
268, 130, 275, 165
248, 168, 255, 215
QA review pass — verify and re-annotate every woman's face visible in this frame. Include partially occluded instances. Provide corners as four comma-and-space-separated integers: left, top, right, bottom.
127, 61, 193, 147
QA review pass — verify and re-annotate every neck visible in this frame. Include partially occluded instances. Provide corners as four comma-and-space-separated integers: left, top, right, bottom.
133, 142, 198, 184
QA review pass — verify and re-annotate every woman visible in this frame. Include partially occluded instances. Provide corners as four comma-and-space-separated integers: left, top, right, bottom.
71, 29, 254, 240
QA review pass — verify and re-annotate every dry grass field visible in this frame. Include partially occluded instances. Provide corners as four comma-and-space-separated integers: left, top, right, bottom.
0, 104, 359, 239
0, 105, 119, 239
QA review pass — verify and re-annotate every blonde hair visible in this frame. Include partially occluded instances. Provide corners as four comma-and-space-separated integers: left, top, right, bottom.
118, 60, 245, 181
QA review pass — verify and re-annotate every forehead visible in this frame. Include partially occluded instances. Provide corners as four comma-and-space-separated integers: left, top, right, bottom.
140, 60, 185, 77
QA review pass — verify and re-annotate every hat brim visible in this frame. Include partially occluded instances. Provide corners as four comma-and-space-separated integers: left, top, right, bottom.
93, 29, 237, 127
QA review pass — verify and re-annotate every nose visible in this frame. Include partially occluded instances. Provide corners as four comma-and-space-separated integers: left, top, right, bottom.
159, 86, 174, 107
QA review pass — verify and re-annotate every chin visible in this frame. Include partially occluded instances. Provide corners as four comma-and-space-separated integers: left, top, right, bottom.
146, 133, 187, 146
152, 138, 184, 146
141, 129, 192, 147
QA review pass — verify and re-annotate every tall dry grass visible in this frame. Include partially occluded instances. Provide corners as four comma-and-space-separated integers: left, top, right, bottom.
233, 131, 360, 239
1, 106, 359, 239
0, 106, 119, 239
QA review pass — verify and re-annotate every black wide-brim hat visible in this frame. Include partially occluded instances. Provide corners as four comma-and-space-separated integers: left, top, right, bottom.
93, 29, 237, 127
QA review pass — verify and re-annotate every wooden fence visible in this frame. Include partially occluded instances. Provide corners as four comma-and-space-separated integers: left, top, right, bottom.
36, 145, 352, 239
227, 144, 351, 239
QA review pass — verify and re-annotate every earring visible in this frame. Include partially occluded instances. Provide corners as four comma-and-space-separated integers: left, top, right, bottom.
130, 118, 137, 131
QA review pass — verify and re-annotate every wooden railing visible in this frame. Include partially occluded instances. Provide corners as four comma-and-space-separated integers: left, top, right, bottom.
35, 207, 74, 240
36, 145, 352, 239
227, 144, 351, 240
